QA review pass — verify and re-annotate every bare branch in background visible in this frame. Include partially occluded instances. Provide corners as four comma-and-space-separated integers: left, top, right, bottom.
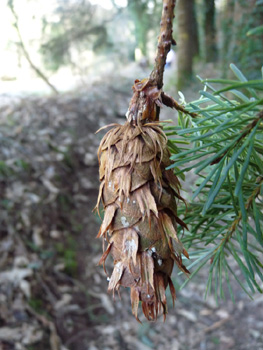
8, 0, 59, 95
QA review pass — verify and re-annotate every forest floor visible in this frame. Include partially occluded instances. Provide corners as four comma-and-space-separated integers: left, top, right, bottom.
0, 64, 263, 350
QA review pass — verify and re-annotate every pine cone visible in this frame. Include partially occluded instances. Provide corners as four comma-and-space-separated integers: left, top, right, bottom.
96, 79, 189, 322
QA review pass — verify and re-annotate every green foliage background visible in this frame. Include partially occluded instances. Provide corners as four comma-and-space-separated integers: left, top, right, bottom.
221, 0, 263, 79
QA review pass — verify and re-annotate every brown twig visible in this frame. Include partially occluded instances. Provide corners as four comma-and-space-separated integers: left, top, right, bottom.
212, 175, 263, 255
126, 0, 196, 124
26, 305, 61, 350
161, 92, 198, 118
149, 0, 176, 89
211, 111, 263, 165
203, 316, 231, 333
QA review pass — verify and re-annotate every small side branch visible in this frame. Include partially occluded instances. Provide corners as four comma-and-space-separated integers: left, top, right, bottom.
161, 92, 198, 118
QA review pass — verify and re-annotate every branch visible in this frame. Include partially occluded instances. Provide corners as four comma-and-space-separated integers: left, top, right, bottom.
211, 111, 263, 165
9, 0, 59, 95
126, 0, 196, 124
161, 92, 198, 118
212, 175, 263, 255
149, 0, 176, 89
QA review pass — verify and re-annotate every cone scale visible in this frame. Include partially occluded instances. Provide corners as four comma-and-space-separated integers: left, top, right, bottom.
96, 78, 189, 322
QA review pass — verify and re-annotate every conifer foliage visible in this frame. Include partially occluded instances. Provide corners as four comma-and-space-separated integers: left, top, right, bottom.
167, 64, 263, 300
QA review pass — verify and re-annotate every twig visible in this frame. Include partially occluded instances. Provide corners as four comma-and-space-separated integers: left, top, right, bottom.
149, 0, 176, 89
223, 175, 263, 246
161, 92, 198, 118
26, 304, 61, 350
211, 111, 263, 165
126, 0, 196, 124
203, 316, 231, 333
8, 0, 59, 95
191, 316, 232, 347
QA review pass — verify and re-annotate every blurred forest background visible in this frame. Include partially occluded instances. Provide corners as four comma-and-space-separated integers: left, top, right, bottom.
0, 1, 263, 350
1, 0, 263, 94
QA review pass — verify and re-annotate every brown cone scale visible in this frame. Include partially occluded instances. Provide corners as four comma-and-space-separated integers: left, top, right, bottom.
96, 79, 189, 322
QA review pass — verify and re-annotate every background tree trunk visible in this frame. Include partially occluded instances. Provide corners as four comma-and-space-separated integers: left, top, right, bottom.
128, 0, 149, 57
220, 0, 235, 76
191, 0, 199, 58
204, 0, 216, 62
177, 0, 197, 90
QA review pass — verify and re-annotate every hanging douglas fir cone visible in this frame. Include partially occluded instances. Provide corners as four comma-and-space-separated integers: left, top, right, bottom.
95, 0, 194, 322
95, 79, 190, 322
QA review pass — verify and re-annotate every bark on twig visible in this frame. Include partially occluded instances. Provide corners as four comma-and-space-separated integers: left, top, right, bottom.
126, 0, 197, 124
149, 0, 176, 89
161, 92, 198, 118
